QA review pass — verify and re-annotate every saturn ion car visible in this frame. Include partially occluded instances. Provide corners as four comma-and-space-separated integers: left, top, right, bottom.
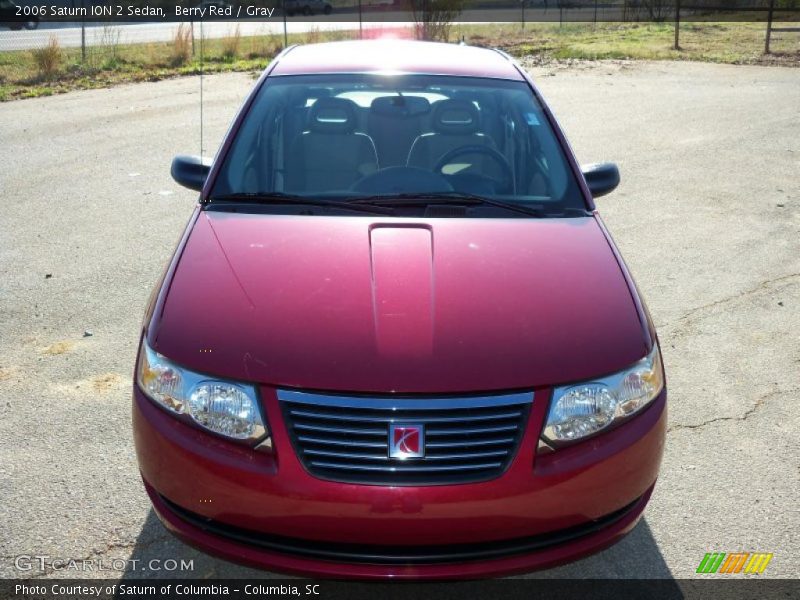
133, 40, 666, 579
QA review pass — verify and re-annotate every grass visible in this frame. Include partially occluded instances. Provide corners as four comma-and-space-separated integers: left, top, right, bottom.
170, 23, 193, 67
456, 21, 800, 65
221, 25, 242, 61
0, 30, 298, 101
0, 22, 797, 102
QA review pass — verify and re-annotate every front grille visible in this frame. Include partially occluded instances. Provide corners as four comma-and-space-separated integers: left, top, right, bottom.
278, 389, 532, 485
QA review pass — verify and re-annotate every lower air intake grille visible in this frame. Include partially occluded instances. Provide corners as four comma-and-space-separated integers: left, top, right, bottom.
278, 389, 532, 485
162, 494, 641, 565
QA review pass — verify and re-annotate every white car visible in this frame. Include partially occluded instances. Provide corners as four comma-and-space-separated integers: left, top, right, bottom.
0, 0, 38, 29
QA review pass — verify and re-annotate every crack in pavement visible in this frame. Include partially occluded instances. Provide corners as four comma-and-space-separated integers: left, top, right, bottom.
21, 533, 173, 579
668, 386, 799, 433
657, 272, 800, 331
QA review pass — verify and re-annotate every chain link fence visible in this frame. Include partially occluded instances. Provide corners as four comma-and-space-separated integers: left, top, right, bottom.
0, 2, 798, 100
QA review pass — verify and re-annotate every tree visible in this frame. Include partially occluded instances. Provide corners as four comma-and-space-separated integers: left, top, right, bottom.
643, 0, 674, 21
405, 0, 468, 42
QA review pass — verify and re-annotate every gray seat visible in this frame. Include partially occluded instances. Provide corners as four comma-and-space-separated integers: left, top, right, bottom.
406, 99, 497, 176
285, 97, 378, 193
368, 95, 430, 168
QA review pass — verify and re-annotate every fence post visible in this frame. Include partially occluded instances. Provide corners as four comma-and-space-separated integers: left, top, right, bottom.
674, 0, 681, 50
765, 0, 775, 54
282, 0, 288, 47
423, 0, 429, 40
80, 0, 86, 63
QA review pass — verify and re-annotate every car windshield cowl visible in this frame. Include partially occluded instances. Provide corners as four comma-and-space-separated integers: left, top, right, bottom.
209, 192, 591, 219
346, 192, 592, 218
209, 192, 395, 215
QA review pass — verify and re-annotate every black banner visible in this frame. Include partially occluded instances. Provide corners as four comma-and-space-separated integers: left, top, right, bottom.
2, 579, 800, 600
2, 0, 800, 24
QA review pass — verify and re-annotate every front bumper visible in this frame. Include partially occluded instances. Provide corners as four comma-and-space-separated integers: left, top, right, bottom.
133, 385, 666, 579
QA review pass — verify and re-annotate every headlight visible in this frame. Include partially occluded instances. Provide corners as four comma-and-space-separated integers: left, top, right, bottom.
136, 338, 268, 444
542, 344, 664, 444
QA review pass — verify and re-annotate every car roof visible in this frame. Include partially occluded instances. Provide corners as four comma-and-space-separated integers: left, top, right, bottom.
269, 40, 524, 81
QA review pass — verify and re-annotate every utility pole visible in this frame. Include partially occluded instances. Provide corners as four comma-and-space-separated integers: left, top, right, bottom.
765, 0, 775, 54
80, 0, 86, 62
283, 0, 288, 48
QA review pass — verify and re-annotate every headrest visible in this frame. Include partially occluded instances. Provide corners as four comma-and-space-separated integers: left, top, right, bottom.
370, 95, 431, 118
288, 87, 331, 109
308, 97, 358, 134
432, 99, 480, 135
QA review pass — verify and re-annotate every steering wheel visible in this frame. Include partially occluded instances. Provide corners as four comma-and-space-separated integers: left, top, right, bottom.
433, 145, 515, 195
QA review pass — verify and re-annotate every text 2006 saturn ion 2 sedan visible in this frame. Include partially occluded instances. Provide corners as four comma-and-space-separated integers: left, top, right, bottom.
133, 40, 666, 579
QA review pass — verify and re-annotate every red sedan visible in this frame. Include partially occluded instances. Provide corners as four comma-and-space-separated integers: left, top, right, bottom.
133, 40, 666, 579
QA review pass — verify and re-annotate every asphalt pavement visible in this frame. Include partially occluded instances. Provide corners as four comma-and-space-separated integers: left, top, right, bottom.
0, 59, 798, 580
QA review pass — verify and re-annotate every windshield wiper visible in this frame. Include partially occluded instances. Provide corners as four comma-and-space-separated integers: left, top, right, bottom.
210, 192, 394, 215
347, 193, 590, 218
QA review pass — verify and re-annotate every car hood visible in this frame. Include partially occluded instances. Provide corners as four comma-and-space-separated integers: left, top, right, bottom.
151, 212, 648, 393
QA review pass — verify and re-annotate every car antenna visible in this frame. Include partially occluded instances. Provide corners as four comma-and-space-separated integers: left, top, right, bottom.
200, 18, 204, 160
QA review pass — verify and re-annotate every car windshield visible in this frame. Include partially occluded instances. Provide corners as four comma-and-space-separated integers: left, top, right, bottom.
210, 74, 586, 214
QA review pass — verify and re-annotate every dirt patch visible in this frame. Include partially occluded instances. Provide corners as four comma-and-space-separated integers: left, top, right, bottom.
89, 372, 123, 393
0, 366, 18, 381
40, 340, 75, 355
518, 56, 640, 76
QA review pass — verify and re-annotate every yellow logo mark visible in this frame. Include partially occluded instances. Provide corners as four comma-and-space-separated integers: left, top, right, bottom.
698, 552, 773, 574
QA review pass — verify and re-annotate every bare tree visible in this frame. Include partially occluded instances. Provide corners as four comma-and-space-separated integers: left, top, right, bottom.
643, 0, 674, 21
405, 0, 468, 42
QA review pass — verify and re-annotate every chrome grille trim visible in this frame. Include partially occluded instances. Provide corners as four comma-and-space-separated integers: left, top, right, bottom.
292, 423, 386, 436
308, 461, 505, 473
278, 389, 532, 485
425, 424, 519, 435
296, 436, 386, 448
288, 408, 523, 423
426, 437, 515, 448
302, 449, 510, 461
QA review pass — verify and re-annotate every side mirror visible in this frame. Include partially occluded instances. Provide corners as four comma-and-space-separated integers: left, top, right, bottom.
171, 155, 211, 192
581, 162, 620, 198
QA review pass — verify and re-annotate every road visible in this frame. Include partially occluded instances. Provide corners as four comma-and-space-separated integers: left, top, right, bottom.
0, 60, 798, 580
0, 19, 397, 51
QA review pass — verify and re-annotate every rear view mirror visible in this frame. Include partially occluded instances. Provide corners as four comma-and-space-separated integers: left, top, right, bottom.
370, 95, 431, 118
171, 155, 211, 192
581, 162, 620, 198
